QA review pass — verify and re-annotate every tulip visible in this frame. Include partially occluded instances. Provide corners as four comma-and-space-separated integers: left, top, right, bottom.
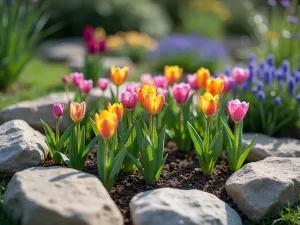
137, 85, 157, 105
227, 99, 249, 122
98, 78, 109, 91
164, 65, 182, 85
187, 74, 200, 90
141, 74, 154, 86
70, 72, 84, 88
154, 75, 168, 88
157, 88, 168, 99
79, 79, 93, 94
173, 83, 191, 105
83, 26, 94, 42
98, 40, 108, 54
110, 66, 128, 86
126, 82, 141, 93
206, 77, 224, 96
87, 39, 98, 55
199, 92, 219, 117
62, 75, 69, 85
121, 91, 138, 110
144, 92, 165, 115
94, 110, 118, 139
107, 102, 124, 122
219, 75, 233, 92
53, 103, 64, 118
232, 67, 249, 85
196, 67, 210, 88
70, 102, 86, 123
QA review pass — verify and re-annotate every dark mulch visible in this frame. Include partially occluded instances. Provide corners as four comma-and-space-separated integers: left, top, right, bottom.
82, 141, 247, 225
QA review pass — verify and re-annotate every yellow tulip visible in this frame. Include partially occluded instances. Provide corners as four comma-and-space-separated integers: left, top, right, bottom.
199, 92, 219, 117
70, 102, 86, 123
107, 102, 124, 122
164, 65, 183, 85
196, 67, 210, 88
94, 110, 118, 139
110, 66, 128, 86
137, 85, 157, 105
144, 93, 165, 115
206, 77, 224, 96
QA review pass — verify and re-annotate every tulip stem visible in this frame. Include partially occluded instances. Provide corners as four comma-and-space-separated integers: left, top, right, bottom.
104, 139, 108, 183
205, 117, 211, 175
180, 104, 184, 134
149, 114, 154, 142
116, 86, 119, 102
233, 122, 239, 171
76, 122, 80, 146
55, 118, 59, 142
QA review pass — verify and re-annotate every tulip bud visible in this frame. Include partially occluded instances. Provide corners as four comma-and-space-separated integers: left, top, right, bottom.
187, 74, 200, 90
154, 75, 168, 89
126, 82, 141, 93
196, 67, 210, 88
219, 75, 233, 92
53, 103, 64, 118
94, 110, 118, 139
121, 91, 138, 110
107, 102, 124, 122
157, 88, 168, 99
70, 72, 84, 88
83, 26, 94, 42
141, 74, 154, 86
227, 99, 249, 122
70, 102, 86, 123
198, 92, 219, 117
79, 79, 93, 94
110, 66, 128, 86
206, 77, 224, 96
62, 75, 69, 85
164, 65, 183, 85
173, 83, 191, 104
232, 67, 249, 85
98, 78, 109, 91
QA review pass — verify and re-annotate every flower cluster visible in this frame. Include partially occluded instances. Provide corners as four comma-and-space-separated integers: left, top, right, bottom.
83, 26, 107, 55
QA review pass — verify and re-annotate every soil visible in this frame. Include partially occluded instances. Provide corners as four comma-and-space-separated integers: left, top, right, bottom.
82, 141, 248, 225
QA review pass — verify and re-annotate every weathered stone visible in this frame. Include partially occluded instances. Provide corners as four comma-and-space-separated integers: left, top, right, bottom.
130, 188, 242, 225
3, 167, 123, 225
244, 133, 300, 161
0, 120, 48, 176
226, 157, 300, 221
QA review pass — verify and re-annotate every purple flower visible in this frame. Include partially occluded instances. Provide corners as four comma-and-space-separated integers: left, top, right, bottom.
257, 90, 265, 100
275, 96, 281, 106
252, 86, 258, 94
296, 94, 300, 102
257, 81, 264, 90
281, 0, 291, 8
288, 16, 298, 25
264, 66, 273, 85
241, 82, 249, 91
267, 54, 275, 67
225, 66, 231, 76
268, 0, 277, 5
288, 77, 296, 95
282, 60, 290, 77
248, 53, 256, 64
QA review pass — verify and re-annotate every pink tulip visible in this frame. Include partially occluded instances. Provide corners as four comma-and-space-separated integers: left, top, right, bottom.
126, 82, 141, 93
70, 72, 84, 88
79, 79, 93, 94
154, 75, 168, 89
83, 26, 94, 42
121, 91, 138, 110
157, 88, 168, 99
141, 74, 154, 86
87, 39, 98, 55
62, 75, 69, 85
232, 67, 249, 85
173, 83, 191, 104
187, 74, 200, 90
227, 99, 249, 122
53, 103, 64, 118
98, 78, 109, 91
219, 75, 234, 92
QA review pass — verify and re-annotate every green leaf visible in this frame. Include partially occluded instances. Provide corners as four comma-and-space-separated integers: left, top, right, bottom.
90, 117, 99, 136
110, 87, 117, 103
58, 123, 76, 152
236, 121, 243, 152
97, 136, 105, 182
69, 128, 79, 169
210, 130, 223, 161
81, 134, 99, 159
79, 125, 86, 156
126, 150, 143, 171
58, 152, 72, 168
108, 147, 126, 182
141, 134, 156, 180
187, 121, 204, 156
155, 153, 168, 181
40, 119, 56, 151
156, 126, 166, 169
236, 135, 256, 170
220, 117, 234, 141
118, 124, 134, 149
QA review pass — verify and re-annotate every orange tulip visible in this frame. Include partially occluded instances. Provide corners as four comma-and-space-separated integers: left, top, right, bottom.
199, 92, 219, 117
144, 93, 165, 115
137, 85, 157, 105
196, 67, 210, 88
164, 65, 183, 85
94, 110, 118, 139
107, 102, 124, 122
206, 77, 224, 96
110, 66, 128, 86
70, 102, 86, 123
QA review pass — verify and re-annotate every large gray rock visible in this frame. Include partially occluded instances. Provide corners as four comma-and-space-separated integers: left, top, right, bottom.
244, 133, 300, 161
130, 188, 242, 225
226, 157, 300, 221
3, 167, 123, 225
0, 120, 48, 176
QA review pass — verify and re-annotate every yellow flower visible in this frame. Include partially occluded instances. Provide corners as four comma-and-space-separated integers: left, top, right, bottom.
196, 67, 211, 88
93, 27, 106, 41
107, 102, 124, 122
144, 93, 165, 115
110, 66, 128, 86
206, 77, 224, 95
199, 92, 219, 117
164, 65, 183, 85
94, 110, 118, 139
137, 85, 157, 105
107, 35, 125, 50
70, 102, 86, 123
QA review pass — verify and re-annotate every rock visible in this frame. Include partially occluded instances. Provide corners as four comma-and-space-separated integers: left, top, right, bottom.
244, 133, 300, 161
3, 167, 123, 225
68, 55, 136, 76
225, 157, 300, 221
0, 120, 48, 176
130, 188, 242, 225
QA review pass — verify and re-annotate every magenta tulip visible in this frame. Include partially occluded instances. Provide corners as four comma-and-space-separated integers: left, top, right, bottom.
62, 75, 69, 85
187, 73, 200, 90
173, 83, 191, 104
126, 82, 141, 93
232, 67, 249, 85
219, 75, 233, 92
121, 91, 138, 110
79, 79, 93, 94
98, 78, 109, 91
141, 74, 154, 86
154, 75, 168, 89
157, 87, 168, 99
87, 39, 98, 55
53, 103, 64, 118
70, 72, 84, 88
227, 99, 249, 122
98, 40, 107, 54
83, 26, 94, 42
